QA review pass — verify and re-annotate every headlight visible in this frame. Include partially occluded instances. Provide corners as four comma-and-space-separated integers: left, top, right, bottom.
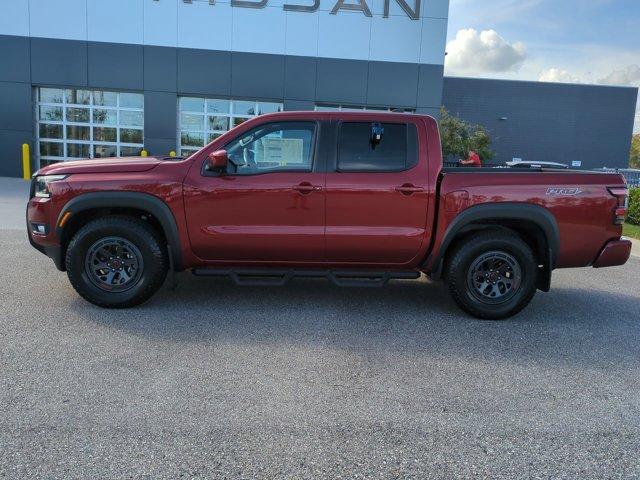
34, 175, 68, 198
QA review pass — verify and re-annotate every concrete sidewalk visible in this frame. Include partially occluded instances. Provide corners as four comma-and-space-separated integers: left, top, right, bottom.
0, 177, 29, 229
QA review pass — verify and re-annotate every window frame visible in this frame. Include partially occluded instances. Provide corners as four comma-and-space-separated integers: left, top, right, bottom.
34, 87, 144, 168
201, 120, 321, 177
333, 120, 419, 174
178, 97, 284, 157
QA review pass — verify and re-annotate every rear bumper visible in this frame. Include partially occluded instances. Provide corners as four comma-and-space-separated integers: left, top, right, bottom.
593, 238, 632, 268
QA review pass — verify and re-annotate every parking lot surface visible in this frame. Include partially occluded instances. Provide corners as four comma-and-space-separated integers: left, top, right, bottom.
1, 178, 639, 479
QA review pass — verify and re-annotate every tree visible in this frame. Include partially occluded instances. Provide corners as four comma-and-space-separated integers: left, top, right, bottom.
630, 133, 640, 169
439, 107, 493, 163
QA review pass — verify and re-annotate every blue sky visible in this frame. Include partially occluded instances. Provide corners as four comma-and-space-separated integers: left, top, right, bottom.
444, 0, 640, 132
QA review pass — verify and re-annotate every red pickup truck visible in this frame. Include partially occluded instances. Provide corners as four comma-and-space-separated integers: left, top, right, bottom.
27, 111, 632, 319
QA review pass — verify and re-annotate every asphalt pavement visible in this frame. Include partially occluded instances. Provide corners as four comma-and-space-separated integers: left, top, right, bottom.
1, 177, 639, 479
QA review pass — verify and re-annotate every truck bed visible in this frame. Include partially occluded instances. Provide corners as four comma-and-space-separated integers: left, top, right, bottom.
432, 168, 626, 269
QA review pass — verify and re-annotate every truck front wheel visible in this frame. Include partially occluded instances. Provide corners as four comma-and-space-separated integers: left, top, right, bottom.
65, 216, 168, 308
445, 231, 538, 320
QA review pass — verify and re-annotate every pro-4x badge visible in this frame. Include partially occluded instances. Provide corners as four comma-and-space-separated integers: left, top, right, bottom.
546, 187, 584, 196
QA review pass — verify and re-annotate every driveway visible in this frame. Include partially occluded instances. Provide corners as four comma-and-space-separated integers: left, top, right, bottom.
1, 177, 639, 478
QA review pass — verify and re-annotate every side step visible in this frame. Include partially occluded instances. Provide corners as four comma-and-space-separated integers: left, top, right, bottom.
191, 268, 421, 288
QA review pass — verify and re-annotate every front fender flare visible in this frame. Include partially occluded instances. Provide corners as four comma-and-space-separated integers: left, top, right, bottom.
56, 191, 183, 271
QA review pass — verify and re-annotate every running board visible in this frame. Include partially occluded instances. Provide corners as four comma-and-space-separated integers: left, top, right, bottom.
191, 268, 421, 288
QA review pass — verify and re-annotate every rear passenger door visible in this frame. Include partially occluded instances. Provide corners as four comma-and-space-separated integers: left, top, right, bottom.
325, 119, 430, 265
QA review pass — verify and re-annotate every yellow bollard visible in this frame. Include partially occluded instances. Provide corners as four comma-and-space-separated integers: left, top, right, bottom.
22, 143, 31, 180
141, 149, 148, 157
169, 150, 176, 158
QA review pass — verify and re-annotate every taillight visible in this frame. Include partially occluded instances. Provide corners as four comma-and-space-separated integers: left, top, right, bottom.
607, 186, 629, 225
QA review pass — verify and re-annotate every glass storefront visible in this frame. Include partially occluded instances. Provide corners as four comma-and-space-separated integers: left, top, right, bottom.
35, 88, 144, 167
178, 97, 283, 156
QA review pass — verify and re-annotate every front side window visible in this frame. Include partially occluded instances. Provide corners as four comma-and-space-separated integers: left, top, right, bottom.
35, 87, 144, 167
337, 122, 418, 172
222, 122, 316, 175
178, 97, 283, 157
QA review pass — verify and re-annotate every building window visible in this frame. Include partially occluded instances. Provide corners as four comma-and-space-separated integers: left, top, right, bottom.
178, 97, 283, 156
315, 104, 416, 113
35, 88, 144, 167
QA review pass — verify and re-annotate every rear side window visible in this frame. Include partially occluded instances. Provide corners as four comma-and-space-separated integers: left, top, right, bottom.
337, 122, 418, 172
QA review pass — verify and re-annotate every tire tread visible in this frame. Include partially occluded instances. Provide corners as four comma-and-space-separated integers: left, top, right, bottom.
446, 230, 537, 320
65, 215, 167, 308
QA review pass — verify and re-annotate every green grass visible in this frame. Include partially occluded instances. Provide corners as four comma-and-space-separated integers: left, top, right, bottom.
623, 223, 640, 240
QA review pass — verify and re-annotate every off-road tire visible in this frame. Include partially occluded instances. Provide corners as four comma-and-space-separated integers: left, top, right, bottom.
445, 231, 538, 320
65, 216, 168, 308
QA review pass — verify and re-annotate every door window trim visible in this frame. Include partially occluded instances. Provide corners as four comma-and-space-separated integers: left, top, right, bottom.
201, 120, 323, 177
331, 120, 419, 174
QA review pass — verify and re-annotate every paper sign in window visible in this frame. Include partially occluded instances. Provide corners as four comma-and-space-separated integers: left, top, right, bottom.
256, 138, 305, 166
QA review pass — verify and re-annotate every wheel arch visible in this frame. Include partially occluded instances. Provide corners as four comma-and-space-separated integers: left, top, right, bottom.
56, 192, 183, 271
428, 203, 559, 291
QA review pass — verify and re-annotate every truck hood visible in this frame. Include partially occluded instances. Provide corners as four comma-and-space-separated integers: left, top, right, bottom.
36, 157, 163, 176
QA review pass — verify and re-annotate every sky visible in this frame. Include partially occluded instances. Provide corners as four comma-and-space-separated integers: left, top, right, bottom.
444, 0, 640, 133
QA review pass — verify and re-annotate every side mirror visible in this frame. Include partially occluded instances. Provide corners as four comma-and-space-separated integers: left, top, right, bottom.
206, 149, 228, 171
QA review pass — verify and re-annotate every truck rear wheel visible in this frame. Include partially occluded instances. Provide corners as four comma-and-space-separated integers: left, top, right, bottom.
65, 216, 168, 308
445, 231, 538, 320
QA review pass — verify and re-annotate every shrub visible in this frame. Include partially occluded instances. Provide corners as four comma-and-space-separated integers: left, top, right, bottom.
439, 107, 493, 163
630, 134, 639, 169
628, 187, 640, 225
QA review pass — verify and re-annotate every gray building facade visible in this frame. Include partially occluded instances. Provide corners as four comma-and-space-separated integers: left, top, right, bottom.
442, 77, 638, 170
0, 3, 637, 177
0, 33, 446, 177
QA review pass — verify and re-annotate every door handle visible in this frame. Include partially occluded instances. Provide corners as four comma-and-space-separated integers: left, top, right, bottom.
395, 184, 424, 195
293, 182, 322, 194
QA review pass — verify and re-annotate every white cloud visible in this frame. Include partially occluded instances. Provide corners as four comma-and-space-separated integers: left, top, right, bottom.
598, 65, 640, 86
538, 68, 582, 84
598, 65, 640, 134
445, 29, 526, 75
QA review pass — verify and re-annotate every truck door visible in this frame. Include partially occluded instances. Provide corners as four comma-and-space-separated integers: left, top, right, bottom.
325, 120, 430, 265
183, 120, 326, 262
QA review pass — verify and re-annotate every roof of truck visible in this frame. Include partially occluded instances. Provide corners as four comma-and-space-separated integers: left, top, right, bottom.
255, 110, 436, 123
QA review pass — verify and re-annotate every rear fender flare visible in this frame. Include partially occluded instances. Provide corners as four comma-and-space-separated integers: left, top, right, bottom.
428, 202, 560, 281
56, 191, 183, 271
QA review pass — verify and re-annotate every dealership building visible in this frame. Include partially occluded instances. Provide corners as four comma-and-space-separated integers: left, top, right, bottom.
0, 0, 637, 177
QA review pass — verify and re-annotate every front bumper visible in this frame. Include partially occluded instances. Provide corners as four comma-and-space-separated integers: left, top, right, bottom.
26, 196, 65, 271
593, 238, 632, 268
27, 228, 64, 270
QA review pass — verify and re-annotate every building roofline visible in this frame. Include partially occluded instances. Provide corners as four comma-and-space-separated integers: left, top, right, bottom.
443, 75, 639, 92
